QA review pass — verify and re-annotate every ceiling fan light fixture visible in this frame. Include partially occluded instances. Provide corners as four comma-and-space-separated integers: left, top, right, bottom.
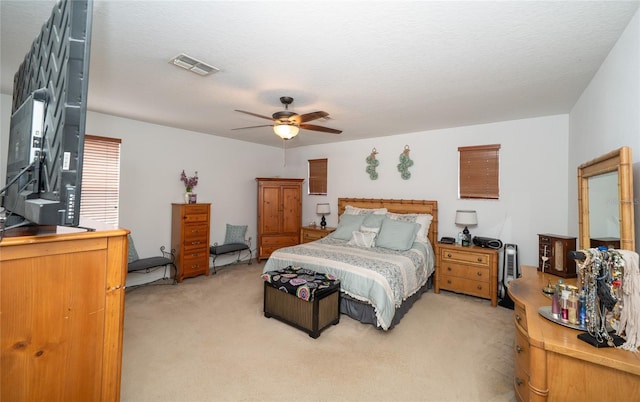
274, 123, 299, 140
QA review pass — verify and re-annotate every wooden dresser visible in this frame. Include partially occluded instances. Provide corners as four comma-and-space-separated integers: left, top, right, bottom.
171, 203, 211, 282
435, 243, 499, 306
256, 178, 303, 261
300, 225, 335, 244
1, 228, 128, 402
508, 266, 640, 401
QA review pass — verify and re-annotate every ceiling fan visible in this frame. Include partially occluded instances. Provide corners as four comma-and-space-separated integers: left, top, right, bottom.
233, 96, 342, 140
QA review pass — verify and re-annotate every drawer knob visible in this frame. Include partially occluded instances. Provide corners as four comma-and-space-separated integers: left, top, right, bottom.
447, 280, 452, 284
516, 345, 522, 353
477, 258, 482, 262
477, 285, 483, 290
447, 267, 452, 271
191, 241, 201, 245
515, 378, 523, 386
476, 271, 482, 277
447, 253, 452, 258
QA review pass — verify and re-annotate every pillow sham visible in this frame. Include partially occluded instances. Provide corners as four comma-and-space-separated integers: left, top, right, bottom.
347, 231, 377, 248
375, 218, 420, 251
344, 205, 388, 215
330, 214, 367, 240
386, 212, 433, 243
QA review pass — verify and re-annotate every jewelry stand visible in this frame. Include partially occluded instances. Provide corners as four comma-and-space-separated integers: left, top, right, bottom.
569, 249, 625, 348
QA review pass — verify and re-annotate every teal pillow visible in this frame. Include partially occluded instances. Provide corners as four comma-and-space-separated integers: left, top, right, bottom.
362, 213, 385, 230
127, 234, 140, 263
330, 214, 367, 240
375, 218, 420, 251
225, 224, 247, 244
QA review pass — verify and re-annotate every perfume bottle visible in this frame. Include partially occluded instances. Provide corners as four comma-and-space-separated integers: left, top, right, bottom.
567, 289, 578, 325
551, 286, 560, 318
561, 286, 570, 322
578, 289, 586, 327
551, 279, 563, 318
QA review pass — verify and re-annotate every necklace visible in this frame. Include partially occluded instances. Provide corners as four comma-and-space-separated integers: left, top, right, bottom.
576, 248, 624, 346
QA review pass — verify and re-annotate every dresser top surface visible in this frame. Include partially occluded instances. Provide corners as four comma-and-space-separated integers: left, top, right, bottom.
508, 266, 640, 374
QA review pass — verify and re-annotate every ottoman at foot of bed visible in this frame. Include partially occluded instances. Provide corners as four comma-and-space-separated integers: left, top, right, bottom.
262, 272, 340, 339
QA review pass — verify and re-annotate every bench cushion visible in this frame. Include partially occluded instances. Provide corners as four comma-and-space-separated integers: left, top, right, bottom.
210, 243, 248, 255
128, 256, 173, 272
261, 265, 338, 301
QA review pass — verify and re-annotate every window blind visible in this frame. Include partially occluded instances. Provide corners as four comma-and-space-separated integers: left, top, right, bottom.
308, 158, 328, 195
458, 144, 500, 199
80, 135, 121, 225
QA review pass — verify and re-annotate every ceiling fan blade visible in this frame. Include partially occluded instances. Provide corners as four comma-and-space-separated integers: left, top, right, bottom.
297, 111, 329, 123
235, 110, 275, 121
232, 124, 273, 130
300, 124, 342, 134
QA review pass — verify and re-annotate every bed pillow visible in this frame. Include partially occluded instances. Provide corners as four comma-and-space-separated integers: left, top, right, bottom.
224, 224, 247, 244
347, 231, 377, 248
330, 214, 367, 240
360, 213, 386, 234
344, 205, 388, 215
386, 212, 433, 243
127, 234, 140, 263
375, 218, 420, 251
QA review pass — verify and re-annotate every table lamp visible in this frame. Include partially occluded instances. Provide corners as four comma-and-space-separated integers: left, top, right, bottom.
316, 203, 331, 229
455, 210, 477, 246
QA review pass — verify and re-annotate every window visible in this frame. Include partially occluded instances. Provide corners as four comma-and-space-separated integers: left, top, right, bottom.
80, 135, 121, 225
308, 158, 328, 195
458, 144, 500, 199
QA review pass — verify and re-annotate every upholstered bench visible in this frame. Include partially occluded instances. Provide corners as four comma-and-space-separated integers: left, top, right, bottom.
261, 266, 340, 338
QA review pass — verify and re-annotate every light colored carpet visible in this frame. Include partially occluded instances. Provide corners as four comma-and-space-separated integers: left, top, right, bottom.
121, 262, 516, 402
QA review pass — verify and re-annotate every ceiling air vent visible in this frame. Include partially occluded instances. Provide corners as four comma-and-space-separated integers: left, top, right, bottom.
169, 53, 219, 76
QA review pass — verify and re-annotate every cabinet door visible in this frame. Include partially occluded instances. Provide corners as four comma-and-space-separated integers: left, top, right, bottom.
260, 185, 282, 234
281, 184, 301, 234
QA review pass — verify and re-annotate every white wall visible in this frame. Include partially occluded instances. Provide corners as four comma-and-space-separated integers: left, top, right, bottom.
284, 115, 570, 267
569, 9, 640, 250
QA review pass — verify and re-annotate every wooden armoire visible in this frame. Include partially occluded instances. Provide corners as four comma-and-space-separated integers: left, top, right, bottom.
256, 178, 303, 261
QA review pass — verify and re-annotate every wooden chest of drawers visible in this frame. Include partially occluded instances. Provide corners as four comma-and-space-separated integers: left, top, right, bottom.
435, 243, 499, 306
171, 203, 211, 282
300, 226, 336, 244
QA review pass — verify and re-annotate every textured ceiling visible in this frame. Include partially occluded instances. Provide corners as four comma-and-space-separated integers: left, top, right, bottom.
1, 1, 639, 148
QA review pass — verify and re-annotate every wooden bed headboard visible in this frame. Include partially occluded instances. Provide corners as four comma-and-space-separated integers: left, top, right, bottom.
337, 198, 438, 246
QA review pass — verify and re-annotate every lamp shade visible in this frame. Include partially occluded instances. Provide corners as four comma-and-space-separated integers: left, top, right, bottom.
316, 203, 331, 215
273, 123, 300, 140
455, 210, 477, 226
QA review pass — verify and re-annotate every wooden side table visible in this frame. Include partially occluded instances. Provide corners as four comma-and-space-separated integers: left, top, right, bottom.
435, 243, 499, 306
300, 225, 336, 244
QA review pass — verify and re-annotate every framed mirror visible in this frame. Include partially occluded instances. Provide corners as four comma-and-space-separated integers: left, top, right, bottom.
578, 146, 635, 251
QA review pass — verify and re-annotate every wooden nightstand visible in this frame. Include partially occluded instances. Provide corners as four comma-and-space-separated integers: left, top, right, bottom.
435, 243, 499, 307
300, 225, 335, 244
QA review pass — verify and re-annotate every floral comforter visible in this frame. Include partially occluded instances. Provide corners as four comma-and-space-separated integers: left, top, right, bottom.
262, 237, 435, 330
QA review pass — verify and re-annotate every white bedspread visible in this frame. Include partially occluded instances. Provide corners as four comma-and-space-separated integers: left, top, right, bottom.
263, 237, 435, 330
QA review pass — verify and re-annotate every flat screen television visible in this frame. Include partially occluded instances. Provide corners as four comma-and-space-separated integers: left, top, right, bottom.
1, 0, 93, 232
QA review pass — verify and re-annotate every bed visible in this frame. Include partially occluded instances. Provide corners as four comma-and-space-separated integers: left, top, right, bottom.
263, 198, 438, 330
